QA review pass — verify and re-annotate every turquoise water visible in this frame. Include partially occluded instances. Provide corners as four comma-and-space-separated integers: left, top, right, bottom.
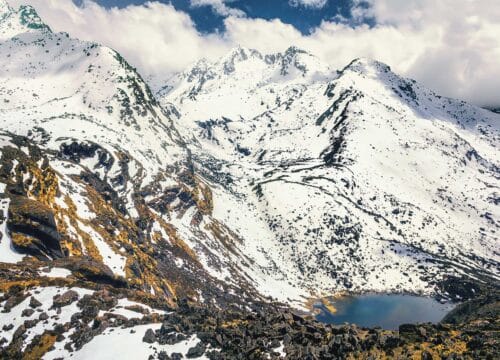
315, 294, 455, 330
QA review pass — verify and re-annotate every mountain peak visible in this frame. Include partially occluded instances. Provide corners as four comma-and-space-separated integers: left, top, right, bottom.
221, 45, 263, 74
0, 1, 51, 39
226, 45, 254, 56
17, 4, 51, 31
0, 0, 12, 19
341, 57, 392, 76
161, 44, 333, 100
284, 45, 308, 56
219, 45, 317, 73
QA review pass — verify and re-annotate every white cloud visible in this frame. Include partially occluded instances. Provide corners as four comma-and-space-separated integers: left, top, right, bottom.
289, 0, 328, 9
8, 0, 231, 84
189, 0, 245, 18
7, 0, 500, 106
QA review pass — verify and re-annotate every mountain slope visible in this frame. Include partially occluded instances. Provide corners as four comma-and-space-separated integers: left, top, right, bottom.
160, 47, 500, 301
0, 2, 285, 357
0, 0, 268, 311
0, 1, 498, 358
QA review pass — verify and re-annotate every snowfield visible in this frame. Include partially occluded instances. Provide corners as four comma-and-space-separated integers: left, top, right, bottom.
160, 47, 499, 303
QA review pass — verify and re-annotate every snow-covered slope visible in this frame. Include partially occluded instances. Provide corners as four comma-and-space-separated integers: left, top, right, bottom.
0, 1, 263, 306
0, 1, 186, 178
0, 2, 265, 357
160, 47, 500, 301
1, 0, 498, 307
0, 0, 499, 357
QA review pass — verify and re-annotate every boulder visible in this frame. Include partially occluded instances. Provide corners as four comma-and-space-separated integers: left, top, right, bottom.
142, 328, 156, 344
53, 290, 79, 307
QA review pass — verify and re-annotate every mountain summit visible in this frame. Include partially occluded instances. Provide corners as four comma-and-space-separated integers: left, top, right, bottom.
0, 2, 499, 358
159, 45, 499, 301
0, 0, 11, 16
0, 1, 51, 40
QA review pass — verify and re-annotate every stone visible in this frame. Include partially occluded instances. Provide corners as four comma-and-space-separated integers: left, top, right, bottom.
21, 308, 35, 317
7, 195, 64, 260
3, 294, 27, 312
421, 350, 433, 360
142, 328, 156, 344
53, 290, 79, 307
157, 351, 171, 360
2, 323, 14, 331
29, 297, 42, 308
186, 342, 206, 358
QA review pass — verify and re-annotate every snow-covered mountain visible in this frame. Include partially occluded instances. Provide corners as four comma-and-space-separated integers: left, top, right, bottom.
0, 0, 499, 358
159, 46, 499, 301
2, 0, 295, 307
0, 0, 189, 282
0, 2, 267, 357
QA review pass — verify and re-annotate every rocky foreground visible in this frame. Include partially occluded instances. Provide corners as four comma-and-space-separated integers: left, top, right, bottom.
0, 263, 498, 359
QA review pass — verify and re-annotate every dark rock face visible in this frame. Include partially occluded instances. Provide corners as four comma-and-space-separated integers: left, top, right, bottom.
60, 257, 127, 287
59, 142, 99, 162
186, 342, 205, 358
2, 292, 29, 312
442, 288, 499, 325
7, 195, 64, 260
438, 276, 482, 301
59, 141, 114, 171
21, 308, 35, 317
2, 324, 14, 331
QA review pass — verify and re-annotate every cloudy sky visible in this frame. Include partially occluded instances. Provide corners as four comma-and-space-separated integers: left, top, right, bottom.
9, 0, 500, 106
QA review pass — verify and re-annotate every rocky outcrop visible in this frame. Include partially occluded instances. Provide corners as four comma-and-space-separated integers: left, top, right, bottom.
133, 292, 499, 360
58, 257, 127, 288
7, 195, 64, 260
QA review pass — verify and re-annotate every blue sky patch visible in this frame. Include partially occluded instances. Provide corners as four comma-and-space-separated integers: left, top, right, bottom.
77, 0, 371, 34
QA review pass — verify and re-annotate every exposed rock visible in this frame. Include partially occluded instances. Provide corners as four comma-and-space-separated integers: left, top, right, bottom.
2, 324, 14, 331
63, 258, 127, 287
53, 290, 79, 307
29, 296, 42, 308
186, 342, 205, 358
3, 293, 28, 312
21, 308, 35, 317
7, 195, 64, 260
142, 328, 156, 344
421, 350, 432, 360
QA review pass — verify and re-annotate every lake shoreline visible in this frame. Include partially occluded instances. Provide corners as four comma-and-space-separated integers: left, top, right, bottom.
313, 293, 458, 330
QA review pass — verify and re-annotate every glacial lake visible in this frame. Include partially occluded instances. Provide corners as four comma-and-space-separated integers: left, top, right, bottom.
314, 294, 455, 330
